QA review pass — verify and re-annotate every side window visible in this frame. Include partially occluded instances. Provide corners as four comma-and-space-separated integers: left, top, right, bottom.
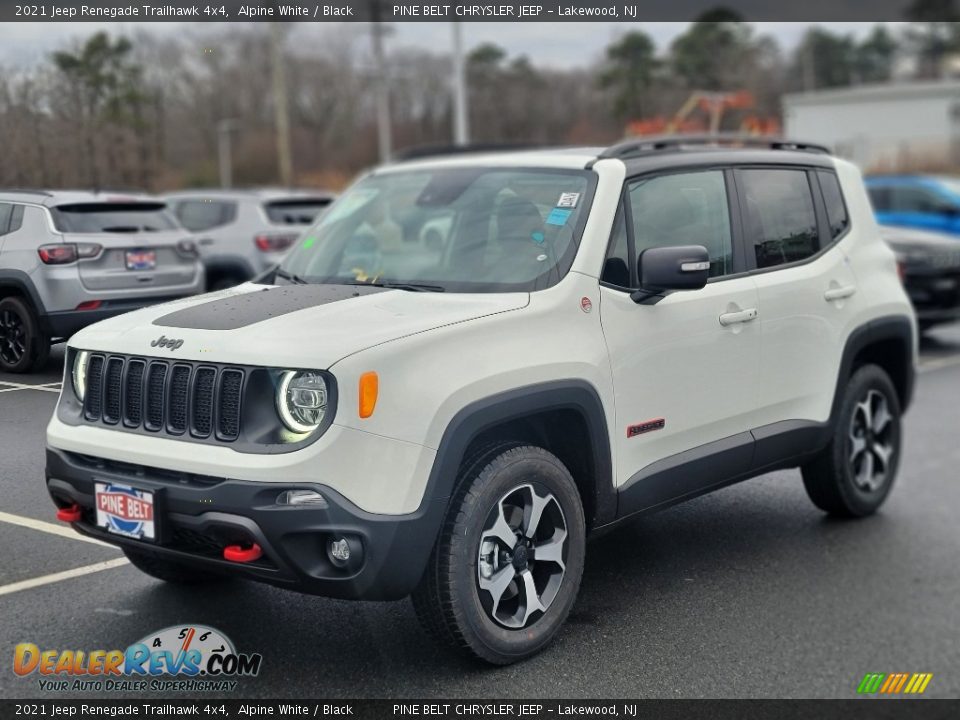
175, 200, 236, 232
0, 203, 12, 235
817, 171, 849, 239
867, 185, 890, 211
601, 202, 630, 288
627, 170, 733, 278
739, 169, 818, 269
890, 186, 943, 213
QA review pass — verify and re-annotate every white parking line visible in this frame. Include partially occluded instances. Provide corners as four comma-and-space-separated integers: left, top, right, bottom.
0, 510, 118, 549
0, 381, 61, 393
919, 354, 960, 374
0, 558, 129, 597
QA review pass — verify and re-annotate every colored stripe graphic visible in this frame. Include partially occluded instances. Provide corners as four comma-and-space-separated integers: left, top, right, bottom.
858, 672, 932, 695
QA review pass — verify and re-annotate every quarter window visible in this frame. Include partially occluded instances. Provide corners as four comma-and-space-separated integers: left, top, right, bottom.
601, 203, 631, 288
739, 169, 818, 269
817, 171, 849, 239
627, 170, 733, 278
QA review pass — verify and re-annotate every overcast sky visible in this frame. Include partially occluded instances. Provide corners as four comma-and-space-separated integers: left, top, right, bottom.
0, 22, 898, 70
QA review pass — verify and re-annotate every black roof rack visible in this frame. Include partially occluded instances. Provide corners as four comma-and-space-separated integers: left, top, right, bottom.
0, 188, 54, 196
394, 143, 542, 161
599, 134, 831, 160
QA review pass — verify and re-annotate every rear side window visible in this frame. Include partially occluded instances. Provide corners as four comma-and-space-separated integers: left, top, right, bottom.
817, 171, 849, 239
0, 203, 12, 235
264, 199, 333, 225
175, 200, 237, 232
890, 185, 945, 213
51, 203, 177, 233
9, 205, 24, 233
739, 169, 818, 269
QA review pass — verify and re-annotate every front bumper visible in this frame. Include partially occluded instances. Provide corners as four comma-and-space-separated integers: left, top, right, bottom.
45, 447, 445, 600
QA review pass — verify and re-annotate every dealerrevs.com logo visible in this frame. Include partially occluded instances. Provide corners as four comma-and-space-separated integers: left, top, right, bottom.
13, 625, 262, 692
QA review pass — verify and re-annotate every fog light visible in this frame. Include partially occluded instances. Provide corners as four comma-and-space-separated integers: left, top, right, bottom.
276, 489, 328, 507
329, 537, 350, 563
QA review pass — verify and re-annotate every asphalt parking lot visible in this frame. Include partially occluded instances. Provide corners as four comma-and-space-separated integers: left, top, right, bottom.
2, 328, 960, 700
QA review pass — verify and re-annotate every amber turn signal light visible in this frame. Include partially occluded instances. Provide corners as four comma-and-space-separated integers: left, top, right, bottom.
359, 372, 379, 419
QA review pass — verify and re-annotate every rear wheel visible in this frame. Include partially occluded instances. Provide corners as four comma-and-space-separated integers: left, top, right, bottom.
0, 296, 49, 373
413, 444, 586, 665
123, 547, 231, 585
802, 364, 902, 517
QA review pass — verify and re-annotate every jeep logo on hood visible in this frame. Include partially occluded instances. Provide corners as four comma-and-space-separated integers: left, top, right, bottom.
151, 335, 184, 351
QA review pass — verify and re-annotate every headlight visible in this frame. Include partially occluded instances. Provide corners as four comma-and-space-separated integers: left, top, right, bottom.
72, 351, 90, 401
277, 371, 328, 434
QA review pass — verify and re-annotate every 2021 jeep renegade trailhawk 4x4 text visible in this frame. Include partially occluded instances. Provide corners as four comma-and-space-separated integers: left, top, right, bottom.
46, 137, 915, 664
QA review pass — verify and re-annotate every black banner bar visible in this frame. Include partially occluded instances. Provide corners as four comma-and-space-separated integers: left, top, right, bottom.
3, 700, 958, 719
0, 0, 947, 23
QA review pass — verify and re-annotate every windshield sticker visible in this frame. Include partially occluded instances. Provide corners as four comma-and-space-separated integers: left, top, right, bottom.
531, 231, 545, 244
546, 208, 573, 226
323, 188, 380, 224
556, 192, 580, 208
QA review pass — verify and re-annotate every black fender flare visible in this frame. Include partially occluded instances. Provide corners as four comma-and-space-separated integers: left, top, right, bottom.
422, 379, 616, 527
0, 270, 46, 317
830, 315, 916, 423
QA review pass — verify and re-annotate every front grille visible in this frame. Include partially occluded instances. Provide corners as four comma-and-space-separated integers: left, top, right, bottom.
82, 354, 244, 442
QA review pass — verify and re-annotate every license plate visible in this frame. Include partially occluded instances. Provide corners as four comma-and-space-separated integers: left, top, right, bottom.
125, 249, 156, 271
95, 482, 156, 541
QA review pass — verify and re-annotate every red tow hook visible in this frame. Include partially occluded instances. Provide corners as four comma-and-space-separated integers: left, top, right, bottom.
56, 504, 82, 523
223, 543, 263, 563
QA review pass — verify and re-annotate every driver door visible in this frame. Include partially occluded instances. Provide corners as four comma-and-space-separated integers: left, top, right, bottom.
599, 169, 761, 511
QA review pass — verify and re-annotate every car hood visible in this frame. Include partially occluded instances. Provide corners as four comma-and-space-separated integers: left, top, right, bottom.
70, 283, 530, 368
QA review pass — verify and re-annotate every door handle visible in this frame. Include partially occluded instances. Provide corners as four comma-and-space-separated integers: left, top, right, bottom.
824, 285, 856, 301
718, 308, 758, 326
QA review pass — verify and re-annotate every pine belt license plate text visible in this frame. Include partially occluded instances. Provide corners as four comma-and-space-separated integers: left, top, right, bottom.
125, 249, 156, 270
95, 482, 156, 541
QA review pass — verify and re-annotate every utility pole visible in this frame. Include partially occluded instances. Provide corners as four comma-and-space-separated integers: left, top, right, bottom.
270, 22, 294, 186
217, 119, 238, 188
370, 1, 393, 162
452, 21, 469, 146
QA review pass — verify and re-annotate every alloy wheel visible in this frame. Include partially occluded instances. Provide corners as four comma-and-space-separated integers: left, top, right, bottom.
0, 309, 26, 366
848, 389, 895, 492
476, 483, 568, 629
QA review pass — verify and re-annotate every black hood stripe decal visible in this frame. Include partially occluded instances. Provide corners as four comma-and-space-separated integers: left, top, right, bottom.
153, 284, 387, 330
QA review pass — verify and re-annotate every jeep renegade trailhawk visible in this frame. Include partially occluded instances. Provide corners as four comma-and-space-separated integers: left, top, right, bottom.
46, 137, 916, 664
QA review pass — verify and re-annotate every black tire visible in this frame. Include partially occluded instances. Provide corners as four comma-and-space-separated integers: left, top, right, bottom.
0, 296, 49, 373
412, 444, 586, 665
123, 547, 231, 585
802, 364, 902, 517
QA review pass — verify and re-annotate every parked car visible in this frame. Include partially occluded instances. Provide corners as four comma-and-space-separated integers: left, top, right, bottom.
865, 175, 960, 235
48, 137, 915, 664
0, 190, 204, 373
164, 189, 336, 290
882, 225, 960, 331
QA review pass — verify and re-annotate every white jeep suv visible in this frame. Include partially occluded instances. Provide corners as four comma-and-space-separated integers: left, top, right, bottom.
46, 137, 916, 664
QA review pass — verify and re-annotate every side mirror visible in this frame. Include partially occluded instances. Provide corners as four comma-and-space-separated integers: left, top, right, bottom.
632, 245, 710, 304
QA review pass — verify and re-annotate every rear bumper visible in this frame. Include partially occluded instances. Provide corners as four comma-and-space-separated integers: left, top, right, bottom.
45, 447, 445, 600
44, 296, 194, 339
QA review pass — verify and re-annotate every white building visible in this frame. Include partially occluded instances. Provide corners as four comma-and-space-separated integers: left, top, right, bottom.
783, 81, 960, 171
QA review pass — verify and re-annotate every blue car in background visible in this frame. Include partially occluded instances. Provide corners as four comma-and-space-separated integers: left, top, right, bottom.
865, 175, 960, 236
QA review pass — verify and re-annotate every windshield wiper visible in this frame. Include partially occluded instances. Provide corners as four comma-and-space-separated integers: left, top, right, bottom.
275, 268, 308, 285
345, 281, 446, 293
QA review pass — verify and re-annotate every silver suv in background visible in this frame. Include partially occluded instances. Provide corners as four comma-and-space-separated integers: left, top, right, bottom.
164, 189, 336, 290
0, 190, 204, 373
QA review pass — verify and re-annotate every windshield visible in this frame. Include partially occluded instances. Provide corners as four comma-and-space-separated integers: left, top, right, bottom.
277, 167, 594, 293
52, 203, 178, 233
264, 198, 334, 225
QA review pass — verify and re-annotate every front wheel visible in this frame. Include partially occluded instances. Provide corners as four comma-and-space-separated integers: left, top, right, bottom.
413, 444, 586, 665
802, 364, 902, 517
